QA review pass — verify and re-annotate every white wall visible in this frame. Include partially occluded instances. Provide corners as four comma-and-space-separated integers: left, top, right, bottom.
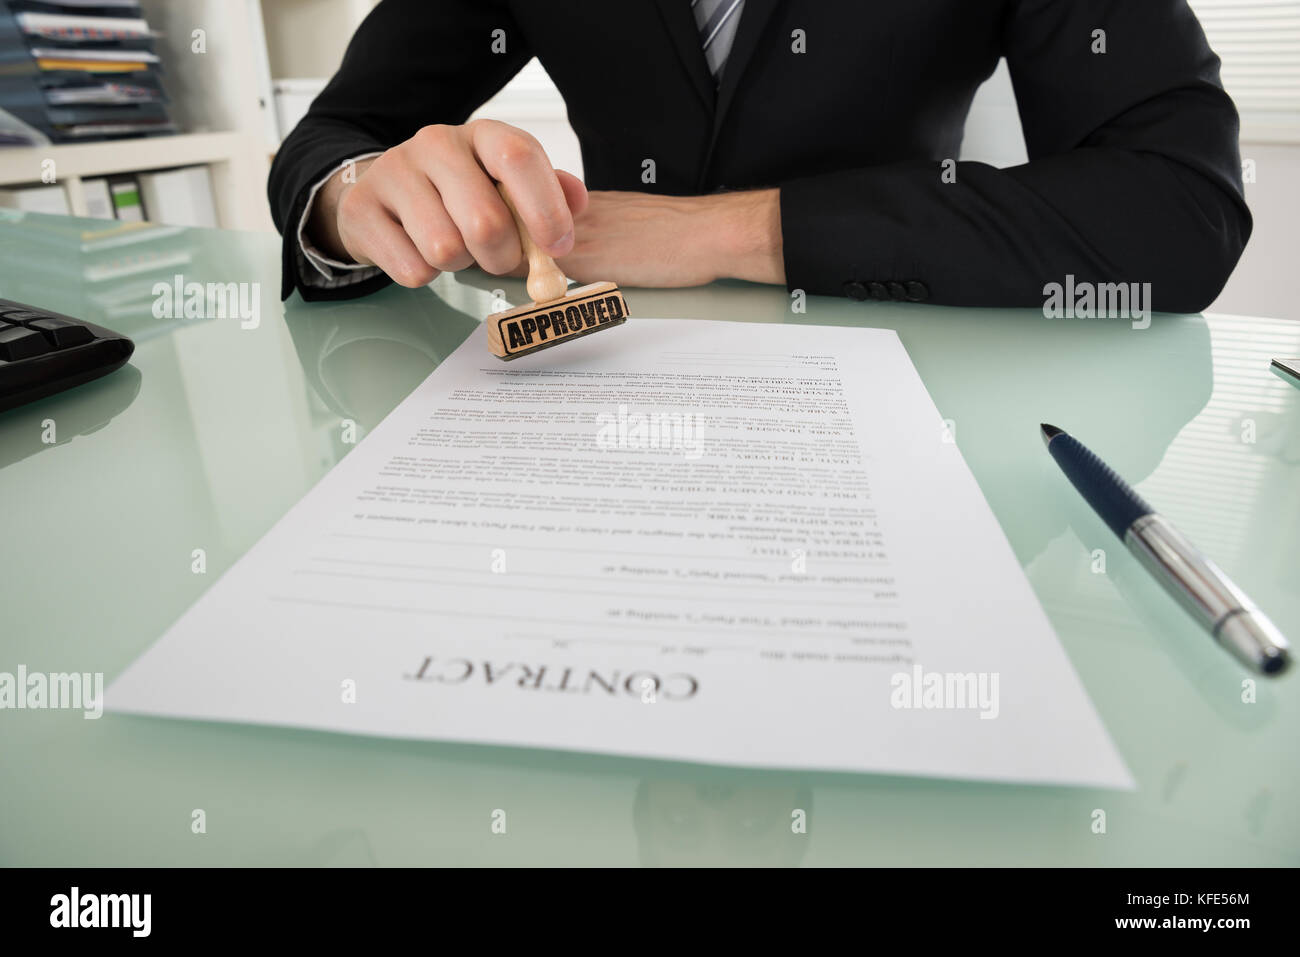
1211, 145, 1300, 322
261, 0, 377, 80
960, 61, 1028, 168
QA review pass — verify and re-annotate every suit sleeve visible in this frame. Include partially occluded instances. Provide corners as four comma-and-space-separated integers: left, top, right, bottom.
268, 0, 532, 301
778, 0, 1251, 313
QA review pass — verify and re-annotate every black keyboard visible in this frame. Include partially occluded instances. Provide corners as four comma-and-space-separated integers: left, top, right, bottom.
0, 298, 135, 413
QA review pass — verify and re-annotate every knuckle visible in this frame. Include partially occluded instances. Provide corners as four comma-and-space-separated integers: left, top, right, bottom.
392, 261, 436, 287
428, 235, 468, 269
413, 124, 455, 150
463, 209, 513, 249
493, 131, 541, 171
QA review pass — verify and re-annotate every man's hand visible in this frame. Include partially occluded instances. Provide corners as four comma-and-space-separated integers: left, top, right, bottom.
556, 189, 785, 288
307, 117, 784, 290
308, 118, 587, 288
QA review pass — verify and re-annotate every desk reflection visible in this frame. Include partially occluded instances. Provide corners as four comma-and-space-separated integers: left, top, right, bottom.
0, 362, 141, 469
634, 778, 814, 868
282, 285, 479, 439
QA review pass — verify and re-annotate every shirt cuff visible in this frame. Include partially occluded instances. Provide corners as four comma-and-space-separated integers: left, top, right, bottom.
296, 152, 385, 289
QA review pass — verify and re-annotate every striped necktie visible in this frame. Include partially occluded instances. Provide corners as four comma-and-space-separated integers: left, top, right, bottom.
691, 0, 745, 83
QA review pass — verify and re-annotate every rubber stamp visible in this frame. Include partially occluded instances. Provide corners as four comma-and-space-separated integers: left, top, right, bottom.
486, 184, 629, 360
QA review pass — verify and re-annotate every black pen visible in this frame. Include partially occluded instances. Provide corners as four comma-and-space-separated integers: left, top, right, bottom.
1041, 424, 1291, 676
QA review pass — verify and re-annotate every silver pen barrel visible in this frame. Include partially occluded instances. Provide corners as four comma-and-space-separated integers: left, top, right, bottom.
1124, 514, 1291, 674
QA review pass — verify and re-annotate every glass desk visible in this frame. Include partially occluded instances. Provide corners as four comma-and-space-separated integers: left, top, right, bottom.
1, 211, 1297, 866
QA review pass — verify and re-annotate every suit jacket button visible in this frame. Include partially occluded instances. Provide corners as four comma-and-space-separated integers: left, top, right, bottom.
844, 281, 869, 301
887, 281, 907, 301
869, 282, 889, 301
905, 281, 930, 302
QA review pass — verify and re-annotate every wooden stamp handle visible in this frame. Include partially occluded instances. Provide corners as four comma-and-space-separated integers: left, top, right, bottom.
497, 182, 569, 304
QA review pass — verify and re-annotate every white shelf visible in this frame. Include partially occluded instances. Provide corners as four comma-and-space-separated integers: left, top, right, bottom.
0, 131, 248, 181
0, 131, 272, 230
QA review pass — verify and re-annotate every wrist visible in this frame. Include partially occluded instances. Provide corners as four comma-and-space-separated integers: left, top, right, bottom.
704, 188, 785, 285
308, 158, 375, 262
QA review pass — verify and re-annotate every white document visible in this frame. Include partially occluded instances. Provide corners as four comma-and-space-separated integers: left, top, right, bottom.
110, 318, 1132, 788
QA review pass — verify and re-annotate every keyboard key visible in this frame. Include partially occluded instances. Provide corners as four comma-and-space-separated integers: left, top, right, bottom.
30, 318, 94, 349
0, 299, 134, 413
0, 325, 52, 361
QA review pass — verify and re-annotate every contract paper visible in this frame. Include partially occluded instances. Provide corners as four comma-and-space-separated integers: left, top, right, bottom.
109, 318, 1132, 788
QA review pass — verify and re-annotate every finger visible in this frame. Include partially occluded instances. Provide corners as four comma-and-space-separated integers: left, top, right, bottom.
470, 120, 574, 257
340, 193, 439, 288
555, 170, 589, 218
409, 125, 521, 274
369, 166, 474, 273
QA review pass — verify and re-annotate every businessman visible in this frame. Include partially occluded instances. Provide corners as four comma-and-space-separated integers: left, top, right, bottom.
269, 1, 1250, 314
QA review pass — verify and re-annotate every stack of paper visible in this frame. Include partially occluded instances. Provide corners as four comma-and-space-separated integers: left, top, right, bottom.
0, 0, 174, 142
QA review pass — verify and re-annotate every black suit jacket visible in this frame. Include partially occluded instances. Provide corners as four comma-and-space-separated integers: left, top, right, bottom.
270, 0, 1250, 312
